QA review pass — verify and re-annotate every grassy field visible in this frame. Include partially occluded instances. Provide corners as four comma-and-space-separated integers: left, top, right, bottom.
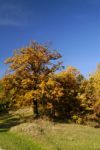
0, 130, 43, 150
0, 108, 100, 150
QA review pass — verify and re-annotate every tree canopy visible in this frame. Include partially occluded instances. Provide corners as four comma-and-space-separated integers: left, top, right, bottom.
1, 42, 62, 116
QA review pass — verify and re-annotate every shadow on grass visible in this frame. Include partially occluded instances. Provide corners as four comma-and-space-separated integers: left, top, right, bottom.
0, 113, 20, 132
0, 113, 33, 132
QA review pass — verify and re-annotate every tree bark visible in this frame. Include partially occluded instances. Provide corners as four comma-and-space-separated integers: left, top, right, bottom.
33, 100, 39, 117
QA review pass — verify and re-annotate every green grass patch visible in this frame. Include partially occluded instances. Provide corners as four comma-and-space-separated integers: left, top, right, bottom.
0, 130, 43, 150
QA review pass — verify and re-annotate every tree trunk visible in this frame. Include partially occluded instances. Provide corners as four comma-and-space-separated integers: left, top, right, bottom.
42, 94, 46, 115
33, 100, 39, 117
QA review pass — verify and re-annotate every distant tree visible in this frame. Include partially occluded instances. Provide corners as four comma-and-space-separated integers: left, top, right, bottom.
2, 42, 62, 117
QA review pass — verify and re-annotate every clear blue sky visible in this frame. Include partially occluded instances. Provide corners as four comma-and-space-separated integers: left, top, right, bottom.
0, 0, 100, 78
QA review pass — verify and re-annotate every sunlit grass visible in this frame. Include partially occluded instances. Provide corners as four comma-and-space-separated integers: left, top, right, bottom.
10, 120, 100, 150
0, 108, 100, 150
0, 131, 43, 150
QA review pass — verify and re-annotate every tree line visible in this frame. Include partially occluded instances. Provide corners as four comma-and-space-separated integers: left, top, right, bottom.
0, 41, 100, 125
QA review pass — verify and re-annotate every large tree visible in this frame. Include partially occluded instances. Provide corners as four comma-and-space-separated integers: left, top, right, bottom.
2, 42, 62, 116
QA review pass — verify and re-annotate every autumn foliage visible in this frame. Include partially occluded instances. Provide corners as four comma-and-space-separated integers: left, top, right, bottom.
0, 41, 100, 125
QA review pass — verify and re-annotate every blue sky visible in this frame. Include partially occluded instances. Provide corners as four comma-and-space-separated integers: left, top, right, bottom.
0, 0, 100, 77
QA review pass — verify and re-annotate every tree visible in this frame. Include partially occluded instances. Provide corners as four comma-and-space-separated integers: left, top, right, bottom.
0, 81, 10, 113
87, 66, 100, 123
45, 66, 84, 120
2, 42, 62, 117
77, 65, 100, 124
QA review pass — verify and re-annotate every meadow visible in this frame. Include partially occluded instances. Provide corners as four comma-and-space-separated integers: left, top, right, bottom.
0, 108, 100, 150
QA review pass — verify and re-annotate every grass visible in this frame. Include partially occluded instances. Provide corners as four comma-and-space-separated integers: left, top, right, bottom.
0, 130, 43, 150
11, 121, 100, 150
0, 108, 44, 150
0, 107, 100, 150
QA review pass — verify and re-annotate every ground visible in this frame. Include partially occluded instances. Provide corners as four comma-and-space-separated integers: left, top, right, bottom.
0, 107, 100, 150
